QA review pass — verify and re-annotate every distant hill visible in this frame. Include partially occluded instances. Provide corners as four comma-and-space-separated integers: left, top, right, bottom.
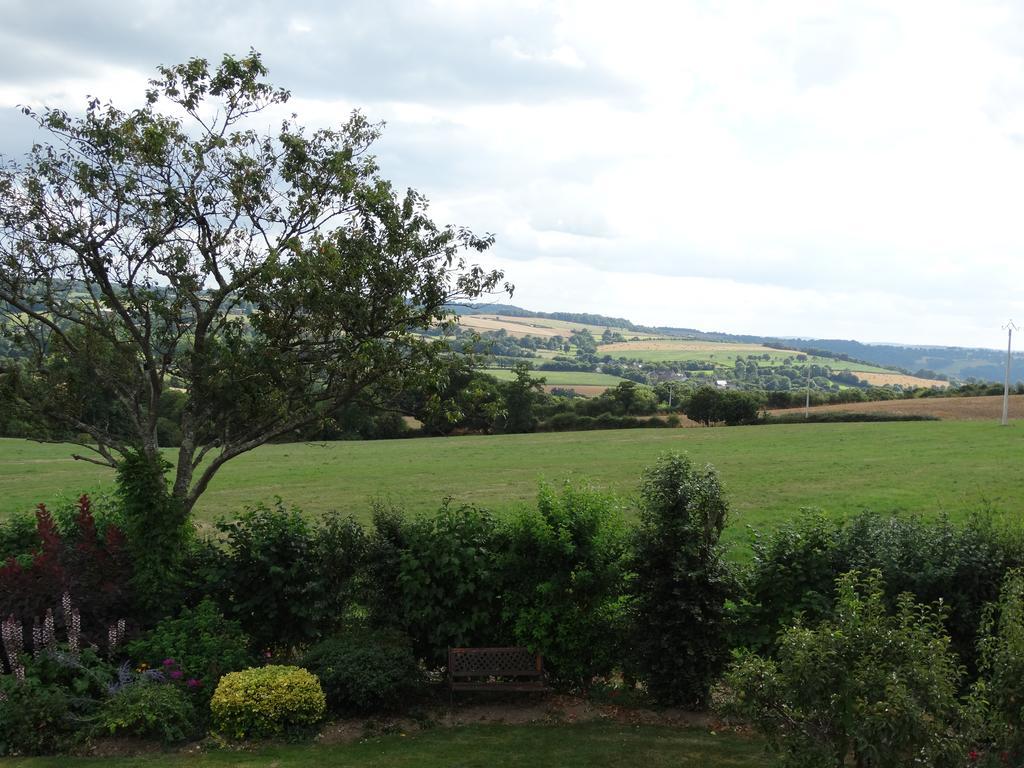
778, 338, 1024, 383
455, 304, 1021, 383
449, 304, 655, 334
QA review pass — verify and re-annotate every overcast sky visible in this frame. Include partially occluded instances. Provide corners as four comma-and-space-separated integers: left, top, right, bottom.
2, 0, 1022, 348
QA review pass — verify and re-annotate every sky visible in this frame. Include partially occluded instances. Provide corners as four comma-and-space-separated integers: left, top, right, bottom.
1, 0, 1023, 348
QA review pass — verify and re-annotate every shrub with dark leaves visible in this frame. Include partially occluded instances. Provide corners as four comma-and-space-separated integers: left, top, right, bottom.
301, 626, 422, 714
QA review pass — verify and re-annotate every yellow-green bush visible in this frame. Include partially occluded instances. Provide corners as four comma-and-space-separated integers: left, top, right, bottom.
210, 665, 325, 739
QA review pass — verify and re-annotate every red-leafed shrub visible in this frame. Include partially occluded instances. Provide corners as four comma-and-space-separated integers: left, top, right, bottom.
0, 496, 132, 657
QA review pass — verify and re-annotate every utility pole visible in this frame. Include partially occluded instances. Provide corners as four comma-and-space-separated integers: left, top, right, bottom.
1002, 320, 1019, 426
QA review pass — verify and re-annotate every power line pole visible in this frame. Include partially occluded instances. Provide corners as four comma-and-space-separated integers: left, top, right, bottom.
1002, 320, 1019, 426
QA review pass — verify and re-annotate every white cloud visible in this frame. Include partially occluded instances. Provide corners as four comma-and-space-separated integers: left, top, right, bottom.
1, 0, 1022, 348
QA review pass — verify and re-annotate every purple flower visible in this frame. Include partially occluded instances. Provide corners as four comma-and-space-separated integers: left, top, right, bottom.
186, 678, 202, 689
162, 658, 176, 667
169, 669, 183, 680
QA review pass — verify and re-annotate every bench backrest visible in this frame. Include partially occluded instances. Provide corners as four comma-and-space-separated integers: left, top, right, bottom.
449, 646, 543, 678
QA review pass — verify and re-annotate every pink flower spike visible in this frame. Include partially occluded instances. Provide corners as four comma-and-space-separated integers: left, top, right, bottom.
186, 678, 202, 688
162, 658, 175, 667
170, 669, 183, 679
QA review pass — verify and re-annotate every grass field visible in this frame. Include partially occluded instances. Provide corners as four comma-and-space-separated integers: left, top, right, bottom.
4, 420, 1023, 550
4, 722, 765, 768
483, 368, 627, 386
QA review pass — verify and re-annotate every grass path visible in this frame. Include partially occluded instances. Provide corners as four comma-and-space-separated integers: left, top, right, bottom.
3, 421, 1023, 548
3, 722, 765, 767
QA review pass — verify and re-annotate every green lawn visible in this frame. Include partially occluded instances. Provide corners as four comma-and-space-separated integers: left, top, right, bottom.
3, 722, 766, 767
483, 368, 627, 386
3, 421, 1022, 550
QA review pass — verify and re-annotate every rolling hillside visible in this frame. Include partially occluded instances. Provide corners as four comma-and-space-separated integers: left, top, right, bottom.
457, 308, 950, 393
458, 304, 1010, 384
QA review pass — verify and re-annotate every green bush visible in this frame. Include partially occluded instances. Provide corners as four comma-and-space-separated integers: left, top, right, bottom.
301, 627, 422, 714
94, 682, 196, 744
629, 453, 733, 707
502, 482, 629, 690
210, 501, 365, 650
971, 569, 1024, 762
0, 678, 71, 756
733, 511, 841, 652
396, 503, 508, 663
117, 451, 191, 617
210, 665, 326, 740
0, 510, 38, 561
736, 510, 1021, 672
361, 502, 409, 632
125, 598, 252, 701
311, 510, 368, 624
720, 571, 968, 768
27, 646, 115, 713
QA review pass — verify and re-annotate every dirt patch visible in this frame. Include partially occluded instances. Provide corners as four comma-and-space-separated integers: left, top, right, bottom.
317, 694, 720, 746
68, 695, 726, 757
769, 394, 1024, 421
72, 736, 171, 758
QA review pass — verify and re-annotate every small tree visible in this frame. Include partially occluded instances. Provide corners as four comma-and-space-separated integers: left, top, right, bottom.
628, 453, 732, 707
0, 51, 507, 521
500, 362, 545, 433
721, 571, 968, 768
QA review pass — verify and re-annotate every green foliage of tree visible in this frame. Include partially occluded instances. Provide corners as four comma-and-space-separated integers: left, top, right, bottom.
721, 571, 969, 768
682, 387, 762, 426
629, 453, 732, 708
0, 50, 506, 517
408, 358, 505, 436
499, 362, 545, 433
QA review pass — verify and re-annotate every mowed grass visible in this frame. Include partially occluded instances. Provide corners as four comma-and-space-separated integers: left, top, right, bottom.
3, 421, 1023, 550
483, 368, 627, 386
4, 722, 765, 768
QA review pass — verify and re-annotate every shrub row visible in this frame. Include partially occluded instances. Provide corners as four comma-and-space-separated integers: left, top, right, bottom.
762, 411, 938, 424
2, 455, 1023, 758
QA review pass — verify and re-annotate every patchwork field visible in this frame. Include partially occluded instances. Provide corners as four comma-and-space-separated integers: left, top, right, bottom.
598, 339, 894, 372
459, 314, 951, 390
4, 420, 1023, 552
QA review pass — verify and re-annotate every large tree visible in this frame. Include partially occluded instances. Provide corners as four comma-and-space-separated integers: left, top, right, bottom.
0, 52, 508, 516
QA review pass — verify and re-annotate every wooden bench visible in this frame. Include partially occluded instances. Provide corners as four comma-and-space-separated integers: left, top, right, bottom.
448, 646, 550, 696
